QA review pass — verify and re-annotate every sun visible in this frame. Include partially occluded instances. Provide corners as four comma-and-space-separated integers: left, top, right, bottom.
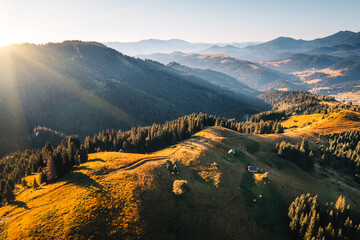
0, 27, 18, 47
0, 34, 18, 47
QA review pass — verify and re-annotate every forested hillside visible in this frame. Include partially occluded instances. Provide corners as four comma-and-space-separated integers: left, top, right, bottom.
0, 41, 266, 156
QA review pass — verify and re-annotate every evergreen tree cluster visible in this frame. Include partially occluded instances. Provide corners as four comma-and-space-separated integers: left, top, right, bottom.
260, 90, 331, 114
0, 135, 87, 205
289, 193, 360, 240
249, 111, 286, 123
84, 113, 214, 154
239, 120, 284, 134
275, 138, 314, 171
84, 113, 284, 154
0, 113, 284, 206
259, 90, 358, 116
319, 130, 360, 178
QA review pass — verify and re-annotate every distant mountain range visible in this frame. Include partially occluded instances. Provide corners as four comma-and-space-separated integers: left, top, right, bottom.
106, 31, 360, 62
0, 41, 266, 156
306, 42, 360, 57
137, 31, 360, 97
237, 31, 360, 61
104, 39, 260, 56
197, 45, 242, 56
138, 52, 299, 90
139, 31, 359, 61
257, 54, 360, 96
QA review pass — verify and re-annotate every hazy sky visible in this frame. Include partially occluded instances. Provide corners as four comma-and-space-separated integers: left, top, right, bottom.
0, 0, 359, 46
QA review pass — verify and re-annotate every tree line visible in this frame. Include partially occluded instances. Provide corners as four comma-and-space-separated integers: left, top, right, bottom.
275, 138, 314, 171
0, 136, 87, 204
0, 112, 284, 205
288, 193, 360, 239
319, 130, 360, 180
259, 90, 359, 116
84, 113, 284, 154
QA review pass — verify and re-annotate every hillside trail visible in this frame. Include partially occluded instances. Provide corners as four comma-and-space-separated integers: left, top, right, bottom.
0, 180, 76, 223
96, 145, 184, 181
1, 132, 230, 224
0, 196, 67, 223
0, 130, 234, 223
0, 144, 184, 223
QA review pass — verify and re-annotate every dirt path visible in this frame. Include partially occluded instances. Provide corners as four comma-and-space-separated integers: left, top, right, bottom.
0, 196, 66, 223
97, 146, 184, 181
0, 146, 184, 223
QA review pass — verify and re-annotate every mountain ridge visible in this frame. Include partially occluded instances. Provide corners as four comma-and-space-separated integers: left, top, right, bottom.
138, 51, 299, 90
0, 41, 265, 156
176, 31, 360, 61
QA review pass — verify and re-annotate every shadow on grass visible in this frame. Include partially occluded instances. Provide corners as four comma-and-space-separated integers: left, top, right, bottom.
11, 200, 29, 209
76, 165, 93, 171
245, 140, 260, 154
240, 170, 289, 238
66, 171, 103, 190
87, 158, 105, 163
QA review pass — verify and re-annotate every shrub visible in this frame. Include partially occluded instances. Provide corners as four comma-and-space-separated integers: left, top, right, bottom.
172, 180, 189, 196
166, 161, 179, 174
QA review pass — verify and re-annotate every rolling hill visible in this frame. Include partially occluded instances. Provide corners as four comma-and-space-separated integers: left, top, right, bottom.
2, 121, 360, 239
1, 90, 360, 239
139, 52, 299, 90
0, 41, 266, 156
306, 42, 360, 58
259, 54, 344, 73
165, 62, 257, 96
256, 54, 360, 101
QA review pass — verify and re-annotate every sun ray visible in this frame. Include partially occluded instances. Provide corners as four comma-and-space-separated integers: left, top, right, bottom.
0, 47, 31, 153
9, 45, 141, 128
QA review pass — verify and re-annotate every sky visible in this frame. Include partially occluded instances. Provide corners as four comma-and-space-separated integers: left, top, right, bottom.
0, 0, 359, 46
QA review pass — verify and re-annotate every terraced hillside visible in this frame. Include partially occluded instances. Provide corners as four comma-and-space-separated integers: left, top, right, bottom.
2, 124, 360, 239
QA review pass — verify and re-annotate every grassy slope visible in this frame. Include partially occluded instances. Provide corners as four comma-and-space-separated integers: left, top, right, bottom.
282, 110, 360, 136
1, 114, 360, 239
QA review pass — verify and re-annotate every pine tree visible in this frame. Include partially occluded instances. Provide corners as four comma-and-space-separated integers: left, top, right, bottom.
276, 123, 284, 133
43, 141, 54, 153
304, 213, 316, 240
47, 156, 58, 182
335, 195, 346, 213
79, 145, 88, 163
4, 183, 15, 203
